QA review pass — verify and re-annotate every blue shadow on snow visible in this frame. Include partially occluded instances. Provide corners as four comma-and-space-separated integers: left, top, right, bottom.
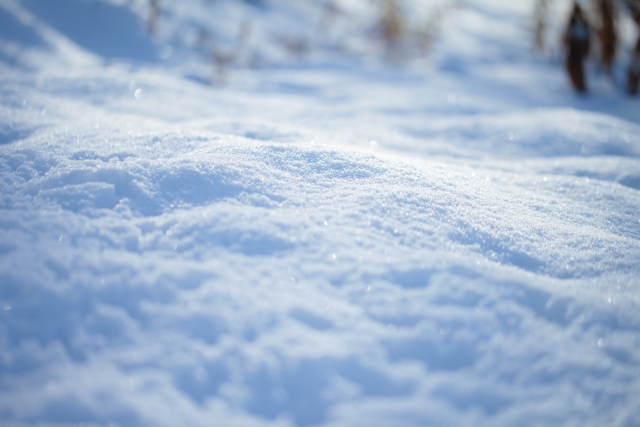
21, 0, 158, 61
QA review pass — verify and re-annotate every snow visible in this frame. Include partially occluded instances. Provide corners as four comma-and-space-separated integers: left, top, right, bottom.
1, 0, 640, 426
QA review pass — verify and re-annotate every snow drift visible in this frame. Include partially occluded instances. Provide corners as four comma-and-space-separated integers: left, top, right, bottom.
0, 0, 639, 426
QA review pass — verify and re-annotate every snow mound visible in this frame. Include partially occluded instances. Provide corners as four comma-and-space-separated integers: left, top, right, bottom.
2, 126, 639, 426
1, 0, 640, 426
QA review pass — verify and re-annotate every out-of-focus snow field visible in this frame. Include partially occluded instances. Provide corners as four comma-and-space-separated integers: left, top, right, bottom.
1, 0, 640, 426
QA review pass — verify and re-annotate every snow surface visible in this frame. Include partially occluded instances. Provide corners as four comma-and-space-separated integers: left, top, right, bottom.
1, 0, 640, 426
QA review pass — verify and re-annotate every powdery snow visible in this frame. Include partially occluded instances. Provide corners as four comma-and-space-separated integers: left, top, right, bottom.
1, 0, 639, 426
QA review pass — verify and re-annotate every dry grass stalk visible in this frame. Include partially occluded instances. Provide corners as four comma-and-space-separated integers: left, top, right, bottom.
378, 0, 405, 60
277, 36, 310, 58
629, 38, 640, 94
595, 0, 617, 73
563, 3, 591, 92
148, 0, 160, 34
210, 19, 253, 84
320, 1, 341, 31
211, 46, 235, 84
534, 0, 552, 52
624, 0, 640, 93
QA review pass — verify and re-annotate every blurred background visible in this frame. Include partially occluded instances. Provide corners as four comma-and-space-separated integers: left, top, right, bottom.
1, 0, 639, 92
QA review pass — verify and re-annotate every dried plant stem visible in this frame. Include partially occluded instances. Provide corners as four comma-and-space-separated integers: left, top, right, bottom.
534, 0, 552, 52
148, 0, 160, 34
379, 0, 405, 61
596, 0, 617, 74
